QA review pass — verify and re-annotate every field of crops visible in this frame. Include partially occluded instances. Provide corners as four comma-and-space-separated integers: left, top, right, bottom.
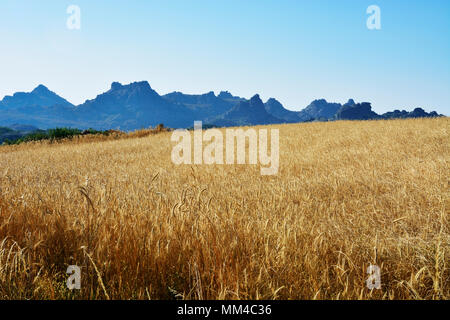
0, 118, 448, 299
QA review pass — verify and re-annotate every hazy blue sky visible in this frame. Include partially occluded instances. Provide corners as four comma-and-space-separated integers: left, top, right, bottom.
0, 0, 449, 114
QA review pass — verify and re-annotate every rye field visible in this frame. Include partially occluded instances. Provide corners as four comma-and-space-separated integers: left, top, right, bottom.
0, 118, 448, 300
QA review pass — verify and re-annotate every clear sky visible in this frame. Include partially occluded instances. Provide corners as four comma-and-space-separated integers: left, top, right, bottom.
0, 0, 449, 114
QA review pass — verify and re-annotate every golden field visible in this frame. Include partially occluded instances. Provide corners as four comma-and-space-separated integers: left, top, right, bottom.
0, 118, 448, 300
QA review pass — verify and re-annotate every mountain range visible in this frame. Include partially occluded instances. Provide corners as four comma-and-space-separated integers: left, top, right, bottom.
0, 81, 443, 131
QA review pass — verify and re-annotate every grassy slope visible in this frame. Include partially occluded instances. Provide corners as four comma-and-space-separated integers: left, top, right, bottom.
0, 118, 448, 300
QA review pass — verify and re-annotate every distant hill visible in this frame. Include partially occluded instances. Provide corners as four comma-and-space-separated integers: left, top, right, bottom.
162, 90, 243, 122
212, 95, 284, 127
264, 98, 301, 123
74, 81, 196, 130
1, 85, 73, 110
0, 127, 19, 143
297, 99, 342, 121
0, 85, 78, 129
217, 91, 246, 105
8, 124, 40, 132
334, 99, 441, 121
381, 108, 441, 119
335, 100, 381, 120
0, 124, 40, 143
0, 82, 444, 130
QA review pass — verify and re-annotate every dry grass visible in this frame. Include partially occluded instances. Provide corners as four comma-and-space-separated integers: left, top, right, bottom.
0, 118, 448, 300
